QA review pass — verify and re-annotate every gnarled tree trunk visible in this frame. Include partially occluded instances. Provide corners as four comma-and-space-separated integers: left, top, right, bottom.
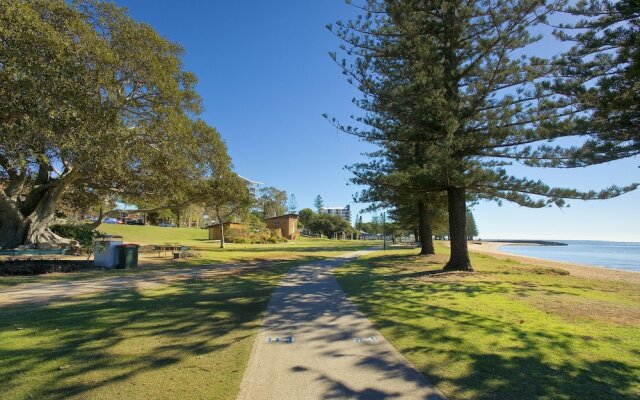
0, 168, 77, 249
444, 186, 472, 271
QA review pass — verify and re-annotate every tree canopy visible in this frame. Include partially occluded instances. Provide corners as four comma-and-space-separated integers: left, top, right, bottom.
0, 0, 234, 248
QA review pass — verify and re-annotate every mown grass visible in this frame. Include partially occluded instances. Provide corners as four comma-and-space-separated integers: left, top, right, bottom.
101, 224, 379, 265
334, 244, 640, 400
0, 260, 293, 400
0, 226, 380, 287
0, 234, 379, 399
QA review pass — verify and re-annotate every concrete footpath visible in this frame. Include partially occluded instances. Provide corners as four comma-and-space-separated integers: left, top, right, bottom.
237, 250, 444, 400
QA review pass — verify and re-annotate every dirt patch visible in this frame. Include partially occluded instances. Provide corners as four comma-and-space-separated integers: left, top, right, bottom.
525, 294, 640, 326
514, 266, 570, 276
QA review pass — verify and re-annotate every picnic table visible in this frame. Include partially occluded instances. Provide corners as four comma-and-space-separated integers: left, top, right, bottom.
154, 244, 190, 258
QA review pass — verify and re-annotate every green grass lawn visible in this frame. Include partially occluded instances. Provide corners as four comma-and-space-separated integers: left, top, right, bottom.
100, 224, 379, 265
0, 225, 380, 287
0, 232, 379, 399
334, 245, 640, 400
0, 261, 292, 400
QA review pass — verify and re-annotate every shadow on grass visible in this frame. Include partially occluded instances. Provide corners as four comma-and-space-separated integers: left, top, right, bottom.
336, 253, 640, 400
0, 262, 292, 399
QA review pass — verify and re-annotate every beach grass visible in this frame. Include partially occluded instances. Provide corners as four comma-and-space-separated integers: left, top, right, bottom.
334, 244, 640, 400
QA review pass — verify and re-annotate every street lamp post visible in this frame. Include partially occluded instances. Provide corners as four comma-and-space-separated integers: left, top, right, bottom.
382, 212, 386, 251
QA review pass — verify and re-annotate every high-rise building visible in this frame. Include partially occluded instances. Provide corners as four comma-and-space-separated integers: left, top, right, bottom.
320, 205, 351, 223
239, 176, 262, 197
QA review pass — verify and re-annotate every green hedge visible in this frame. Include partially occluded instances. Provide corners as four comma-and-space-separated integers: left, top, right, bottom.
51, 224, 104, 250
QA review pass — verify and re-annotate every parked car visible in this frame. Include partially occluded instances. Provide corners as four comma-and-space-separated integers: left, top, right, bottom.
158, 222, 174, 227
126, 219, 145, 225
103, 218, 118, 224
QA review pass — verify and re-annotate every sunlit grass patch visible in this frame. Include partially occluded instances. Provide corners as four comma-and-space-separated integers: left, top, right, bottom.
0, 263, 291, 400
335, 245, 640, 400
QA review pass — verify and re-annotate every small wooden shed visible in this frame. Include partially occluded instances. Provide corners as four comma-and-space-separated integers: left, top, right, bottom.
265, 214, 299, 239
207, 222, 245, 240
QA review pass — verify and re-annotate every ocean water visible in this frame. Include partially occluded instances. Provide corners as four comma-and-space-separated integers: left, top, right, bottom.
498, 240, 640, 272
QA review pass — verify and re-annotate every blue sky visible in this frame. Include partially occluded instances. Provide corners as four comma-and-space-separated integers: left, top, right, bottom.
114, 0, 639, 242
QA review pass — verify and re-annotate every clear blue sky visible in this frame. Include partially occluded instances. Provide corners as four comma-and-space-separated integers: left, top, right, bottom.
114, 0, 639, 242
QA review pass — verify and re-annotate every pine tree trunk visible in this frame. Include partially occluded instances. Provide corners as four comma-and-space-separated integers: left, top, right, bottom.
417, 200, 435, 255
444, 187, 473, 271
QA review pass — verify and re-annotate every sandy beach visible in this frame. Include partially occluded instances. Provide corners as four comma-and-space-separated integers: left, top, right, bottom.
466, 241, 640, 284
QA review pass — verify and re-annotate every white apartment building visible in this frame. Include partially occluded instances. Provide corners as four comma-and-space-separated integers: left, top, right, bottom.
320, 205, 352, 223
239, 176, 262, 197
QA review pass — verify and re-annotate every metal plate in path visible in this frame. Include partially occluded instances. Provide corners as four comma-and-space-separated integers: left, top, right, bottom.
266, 336, 295, 344
353, 336, 378, 343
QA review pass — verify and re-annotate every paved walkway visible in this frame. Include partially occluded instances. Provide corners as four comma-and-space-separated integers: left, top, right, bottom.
237, 250, 444, 400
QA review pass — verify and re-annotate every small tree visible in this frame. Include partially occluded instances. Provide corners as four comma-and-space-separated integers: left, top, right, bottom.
466, 210, 479, 240
287, 194, 298, 214
309, 213, 350, 238
207, 172, 253, 249
298, 208, 314, 233
314, 195, 324, 212
256, 186, 287, 218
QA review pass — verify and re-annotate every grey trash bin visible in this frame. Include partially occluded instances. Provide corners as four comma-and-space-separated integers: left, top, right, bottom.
93, 236, 123, 268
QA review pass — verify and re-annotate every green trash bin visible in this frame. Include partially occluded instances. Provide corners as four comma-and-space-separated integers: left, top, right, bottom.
117, 244, 139, 269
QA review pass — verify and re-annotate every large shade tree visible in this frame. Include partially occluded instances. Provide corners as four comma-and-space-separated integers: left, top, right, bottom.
329, 0, 637, 270
0, 0, 227, 248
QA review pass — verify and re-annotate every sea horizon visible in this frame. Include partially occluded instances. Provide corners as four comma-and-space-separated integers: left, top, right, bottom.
493, 239, 640, 272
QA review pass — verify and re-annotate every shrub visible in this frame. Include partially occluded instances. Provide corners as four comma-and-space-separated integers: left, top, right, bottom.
0, 259, 88, 276
270, 228, 282, 238
51, 224, 104, 252
226, 227, 250, 242
227, 231, 287, 244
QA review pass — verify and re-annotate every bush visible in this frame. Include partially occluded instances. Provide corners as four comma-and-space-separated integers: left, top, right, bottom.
51, 224, 104, 251
0, 259, 88, 276
232, 237, 253, 244
227, 230, 287, 244
226, 227, 250, 242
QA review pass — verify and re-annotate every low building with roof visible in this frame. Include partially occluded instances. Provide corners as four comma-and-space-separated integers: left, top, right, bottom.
265, 214, 299, 240
207, 222, 247, 241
